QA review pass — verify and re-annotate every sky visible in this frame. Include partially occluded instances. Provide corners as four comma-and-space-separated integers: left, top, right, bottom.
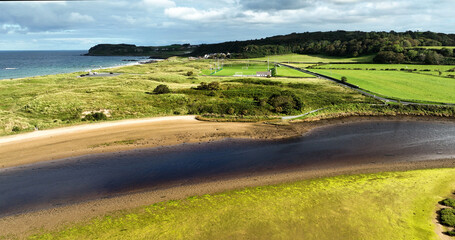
0, 0, 454, 50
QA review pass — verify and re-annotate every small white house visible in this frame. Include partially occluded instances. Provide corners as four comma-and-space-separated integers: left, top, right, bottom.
256, 71, 271, 77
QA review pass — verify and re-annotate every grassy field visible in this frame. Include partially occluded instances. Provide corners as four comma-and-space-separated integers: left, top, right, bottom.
310, 68, 455, 104
202, 62, 271, 76
311, 63, 455, 72
275, 65, 314, 77
250, 54, 375, 63
0, 58, 377, 136
310, 63, 455, 78
27, 168, 455, 240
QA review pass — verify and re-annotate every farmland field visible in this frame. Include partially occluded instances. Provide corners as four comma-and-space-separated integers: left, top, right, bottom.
310, 68, 455, 104
28, 168, 455, 240
275, 65, 313, 77
311, 63, 455, 72
310, 63, 455, 78
250, 54, 375, 63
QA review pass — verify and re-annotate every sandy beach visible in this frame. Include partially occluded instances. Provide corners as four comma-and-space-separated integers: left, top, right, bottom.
0, 116, 281, 169
0, 115, 454, 238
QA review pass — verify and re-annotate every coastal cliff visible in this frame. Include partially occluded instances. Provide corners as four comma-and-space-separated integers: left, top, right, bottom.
85, 44, 196, 58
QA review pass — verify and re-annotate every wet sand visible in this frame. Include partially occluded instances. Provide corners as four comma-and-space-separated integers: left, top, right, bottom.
0, 115, 454, 238
1, 115, 453, 169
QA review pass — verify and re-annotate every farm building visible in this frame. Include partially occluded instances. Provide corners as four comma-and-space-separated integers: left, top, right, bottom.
256, 71, 271, 77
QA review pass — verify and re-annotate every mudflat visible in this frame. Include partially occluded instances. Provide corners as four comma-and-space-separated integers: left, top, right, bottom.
0, 115, 454, 238
1, 115, 453, 169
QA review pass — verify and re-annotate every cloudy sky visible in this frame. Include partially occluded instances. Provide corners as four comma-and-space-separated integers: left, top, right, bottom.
0, 0, 454, 50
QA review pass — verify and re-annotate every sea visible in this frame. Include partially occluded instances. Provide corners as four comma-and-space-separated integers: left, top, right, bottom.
0, 50, 150, 80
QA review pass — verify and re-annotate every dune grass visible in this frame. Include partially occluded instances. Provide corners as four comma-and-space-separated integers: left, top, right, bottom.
0, 58, 377, 136
310, 68, 455, 104
1, 56, 453, 136
27, 168, 455, 240
250, 54, 375, 63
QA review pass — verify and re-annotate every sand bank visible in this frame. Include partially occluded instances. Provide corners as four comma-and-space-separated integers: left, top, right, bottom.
0, 115, 454, 238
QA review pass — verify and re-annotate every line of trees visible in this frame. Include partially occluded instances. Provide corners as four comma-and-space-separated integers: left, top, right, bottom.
192, 31, 455, 64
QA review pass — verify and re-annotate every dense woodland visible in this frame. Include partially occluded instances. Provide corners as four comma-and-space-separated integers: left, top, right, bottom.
192, 31, 455, 64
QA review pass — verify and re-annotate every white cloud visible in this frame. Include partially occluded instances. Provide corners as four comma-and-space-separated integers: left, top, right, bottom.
164, 7, 230, 22
142, 0, 176, 8
1, 23, 28, 34
69, 12, 95, 23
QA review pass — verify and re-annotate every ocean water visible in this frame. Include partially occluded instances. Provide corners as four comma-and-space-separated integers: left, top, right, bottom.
0, 50, 149, 80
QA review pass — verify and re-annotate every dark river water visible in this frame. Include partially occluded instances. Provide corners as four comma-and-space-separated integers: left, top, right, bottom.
1, 121, 455, 217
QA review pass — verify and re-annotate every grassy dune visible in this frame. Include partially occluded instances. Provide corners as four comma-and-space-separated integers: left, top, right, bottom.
0, 58, 375, 136
1, 56, 453, 136
28, 168, 455, 240
250, 54, 375, 63
310, 69, 455, 104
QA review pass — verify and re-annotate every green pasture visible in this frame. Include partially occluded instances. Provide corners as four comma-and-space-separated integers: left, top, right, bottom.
275, 65, 314, 78
250, 54, 375, 63
202, 63, 271, 76
28, 168, 455, 240
310, 68, 455, 104
312, 63, 455, 72
311, 63, 455, 78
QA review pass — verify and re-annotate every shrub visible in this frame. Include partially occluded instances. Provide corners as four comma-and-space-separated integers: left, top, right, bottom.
447, 230, 455, 236
12, 126, 21, 132
439, 208, 455, 227
341, 76, 347, 83
227, 107, 235, 115
186, 71, 193, 76
153, 84, 171, 94
441, 199, 455, 208
271, 67, 277, 77
84, 112, 107, 121
268, 90, 303, 114
208, 82, 221, 90
258, 99, 268, 107
229, 79, 279, 86
196, 81, 221, 90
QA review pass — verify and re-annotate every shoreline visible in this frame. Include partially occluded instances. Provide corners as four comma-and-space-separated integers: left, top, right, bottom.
0, 53, 153, 81
1, 115, 454, 238
1, 115, 454, 170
